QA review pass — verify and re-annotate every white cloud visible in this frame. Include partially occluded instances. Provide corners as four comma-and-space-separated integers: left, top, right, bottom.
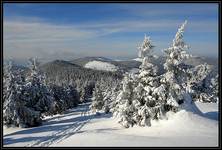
3, 16, 218, 61
4, 20, 98, 42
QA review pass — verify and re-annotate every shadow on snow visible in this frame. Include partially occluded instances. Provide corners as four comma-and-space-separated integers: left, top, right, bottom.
202, 111, 218, 121
3, 102, 112, 147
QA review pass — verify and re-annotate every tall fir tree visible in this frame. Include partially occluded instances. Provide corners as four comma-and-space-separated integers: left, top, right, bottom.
113, 73, 136, 128
114, 35, 166, 128
25, 58, 55, 116
90, 83, 104, 113
161, 20, 193, 111
3, 61, 42, 128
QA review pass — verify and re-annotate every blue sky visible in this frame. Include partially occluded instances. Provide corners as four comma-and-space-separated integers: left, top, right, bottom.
3, 3, 218, 62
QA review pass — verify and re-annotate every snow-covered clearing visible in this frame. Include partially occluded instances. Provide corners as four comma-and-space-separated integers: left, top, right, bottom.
133, 58, 143, 62
84, 61, 119, 72
3, 102, 218, 147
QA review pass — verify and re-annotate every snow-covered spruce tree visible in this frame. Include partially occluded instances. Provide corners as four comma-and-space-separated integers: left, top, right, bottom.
25, 58, 55, 117
47, 80, 80, 114
113, 73, 137, 128
114, 21, 206, 128
161, 20, 203, 113
78, 80, 94, 103
109, 81, 122, 113
3, 61, 42, 128
95, 77, 120, 114
49, 84, 68, 114
186, 63, 215, 103
101, 79, 120, 114
90, 83, 104, 113
74, 78, 89, 104
65, 83, 80, 109
210, 74, 219, 103
101, 87, 111, 114
161, 21, 189, 110
3, 61, 12, 103
138, 34, 155, 59
84, 80, 96, 101
113, 35, 169, 128
134, 35, 168, 126
79, 86, 86, 103
3, 61, 20, 126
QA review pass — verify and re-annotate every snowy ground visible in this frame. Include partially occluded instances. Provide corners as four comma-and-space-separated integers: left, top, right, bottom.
3, 102, 218, 147
84, 60, 119, 72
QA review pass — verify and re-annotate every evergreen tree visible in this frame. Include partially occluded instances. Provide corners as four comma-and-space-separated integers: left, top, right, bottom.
113, 21, 206, 128
25, 58, 55, 116
186, 63, 213, 102
161, 20, 193, 111
65, 83, 80, 108
138, 34, 155, 59
134, 35, 167, 126
3, 61, 41, 128
210, 74, 219, 103
3, 61, 13, 103
114, 35, 166, 128
49, 84, 67, 114
101, 80, 120, 114
90, 83, 105, 113
113, 73, 136, 128
109, 80, 122, 113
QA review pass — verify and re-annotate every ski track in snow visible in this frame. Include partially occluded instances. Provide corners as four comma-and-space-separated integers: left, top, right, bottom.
30, 103, 91, 147
3, 102, 218, 147
4, 102, 92, 147
27, 120, 87, 147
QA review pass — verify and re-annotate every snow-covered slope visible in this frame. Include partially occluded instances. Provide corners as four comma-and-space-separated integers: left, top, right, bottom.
3, 102, 218, 147
53, 103, 218, 147
133, 55, 159, 62
84, 60, 119, 72
133, 58, 143, 62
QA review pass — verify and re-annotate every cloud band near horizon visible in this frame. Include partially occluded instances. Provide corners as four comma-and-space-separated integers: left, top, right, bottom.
3, 3, 219, 62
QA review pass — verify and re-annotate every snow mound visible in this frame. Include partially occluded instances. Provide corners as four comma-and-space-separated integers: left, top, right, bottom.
54, 109, 218, 147
84, 61, 119, 72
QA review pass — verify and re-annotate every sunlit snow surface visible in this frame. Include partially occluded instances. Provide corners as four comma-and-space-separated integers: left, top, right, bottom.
3, 102, 218, 147
84, 61, 119, 72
